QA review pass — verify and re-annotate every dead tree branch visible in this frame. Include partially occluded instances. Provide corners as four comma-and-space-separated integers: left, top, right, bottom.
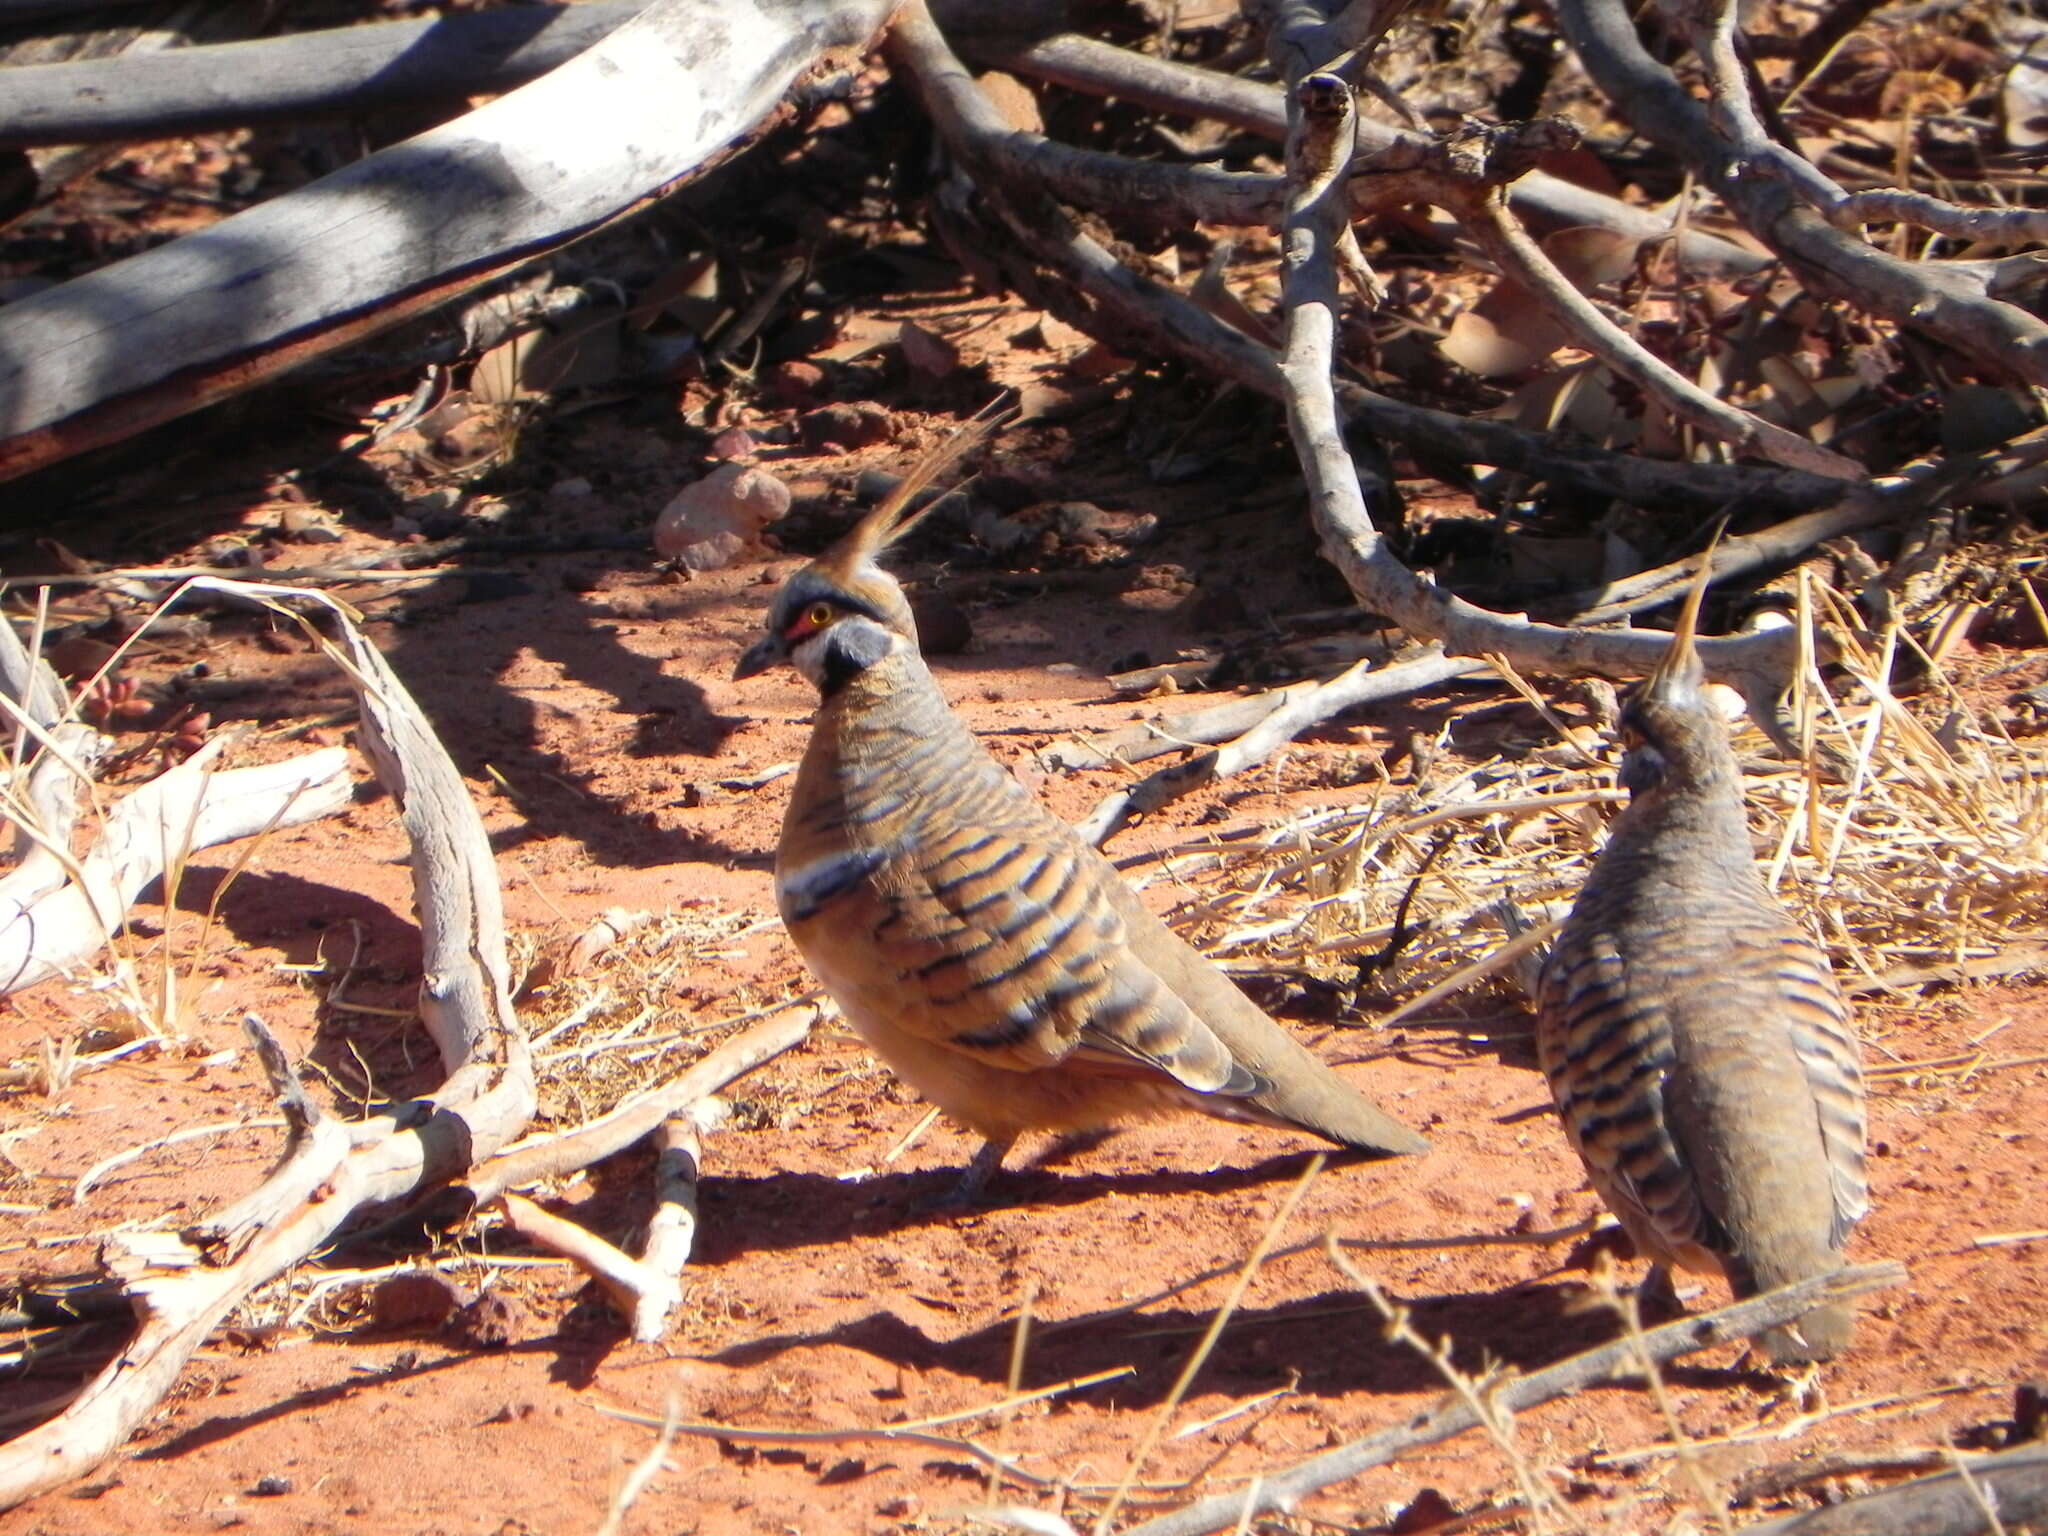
1556, 0, 2048, 389
970, 31, 1766, 275
1738, 1441, 2048, 1535
0, 0, 643, 147
1121, 1261, 1909, 1536
460, 1002, 816, 1207
0, 738, 355, 995
902, 12, 1872, 532
1075, 651, 1487, 846
0, 579, 536, 1511
1450, 189, 1864, 479
0, 0, 901, 483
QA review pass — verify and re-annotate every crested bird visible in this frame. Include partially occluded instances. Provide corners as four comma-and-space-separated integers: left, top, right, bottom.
734, 414, 1429, 1202
1534, 543, 1869, 1363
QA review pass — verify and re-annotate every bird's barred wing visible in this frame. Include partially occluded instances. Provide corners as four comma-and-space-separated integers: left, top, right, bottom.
1775, 928, 1871, 1240
1537, 934, 1726, 1258
865, 817, 1263, 1096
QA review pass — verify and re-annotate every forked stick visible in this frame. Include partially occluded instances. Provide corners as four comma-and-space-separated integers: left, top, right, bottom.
0, 580, 535, 1511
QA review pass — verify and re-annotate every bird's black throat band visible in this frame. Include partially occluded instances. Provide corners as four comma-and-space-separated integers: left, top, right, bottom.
819, 621, 891, 697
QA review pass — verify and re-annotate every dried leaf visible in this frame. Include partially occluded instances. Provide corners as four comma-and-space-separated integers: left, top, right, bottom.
1440, 227, 1639, 379
1441, 286, 1568, 378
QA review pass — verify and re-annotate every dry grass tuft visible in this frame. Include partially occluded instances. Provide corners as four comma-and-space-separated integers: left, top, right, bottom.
1142, 602, 2048, 1070
522, 904, 784, 1128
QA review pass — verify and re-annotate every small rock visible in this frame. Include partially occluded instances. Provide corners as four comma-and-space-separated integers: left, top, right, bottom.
799, 402, 893, 451
767, 359, 825, 406
370, 1270, 469, 1333
249, 1476, 293, 1498
278, 505, 343, 544
1388, 1488, 1457, 1533
550, 476, 593, 500
974, 70, 1043, 134
449, 1291, 528, 1349
710, 426, 758, 461
909, 591, 972, 655
898, 321, 959, 381
654, 463, 793, 571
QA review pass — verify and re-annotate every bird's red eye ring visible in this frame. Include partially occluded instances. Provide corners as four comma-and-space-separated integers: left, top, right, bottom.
786, 601, 835, 639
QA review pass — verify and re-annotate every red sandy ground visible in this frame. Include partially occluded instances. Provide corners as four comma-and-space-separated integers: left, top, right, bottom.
2, 446, 2044, 1536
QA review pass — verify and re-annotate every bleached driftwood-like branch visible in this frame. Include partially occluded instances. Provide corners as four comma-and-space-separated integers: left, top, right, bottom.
0, 738, 355, 995
0, 0, 644, 147
0, 0, 900, 482
462, 1003, 816, 1206
0, 580, 535, 1512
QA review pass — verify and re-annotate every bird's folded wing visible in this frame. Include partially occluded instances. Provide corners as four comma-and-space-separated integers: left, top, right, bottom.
870, 820, 1260, 1095
1540, 935, 1725, 1255
1772, 929, 1872, 1239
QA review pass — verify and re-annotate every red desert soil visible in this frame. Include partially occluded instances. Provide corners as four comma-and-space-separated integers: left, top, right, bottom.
2, 451, 2045, 1536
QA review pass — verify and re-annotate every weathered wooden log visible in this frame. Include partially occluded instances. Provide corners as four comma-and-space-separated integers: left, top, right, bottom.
0, 0, 900, 482
0, 0, 644, 148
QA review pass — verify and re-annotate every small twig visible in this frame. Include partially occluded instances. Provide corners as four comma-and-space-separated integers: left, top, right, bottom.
1325, 1238, 1571, 1532
1076, 652, 1490, 846
594, 1398, 679, 1536
589, 1408, 1062, 1491
1119, 1262, 1907, 1536
72, 1119, 285, 1208
1586, 1260, 1730, 1534
1094, 1155, 1324, 1534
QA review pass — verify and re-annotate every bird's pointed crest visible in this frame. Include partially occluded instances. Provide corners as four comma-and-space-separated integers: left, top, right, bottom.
816, 395, 1014, 585
1642, 517, 1729, 699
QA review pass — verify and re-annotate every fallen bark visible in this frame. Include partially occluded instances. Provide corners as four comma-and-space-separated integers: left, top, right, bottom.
1122, 1261, 1909, 1536
0, 0, 900, 482
0, 579, 536, 1511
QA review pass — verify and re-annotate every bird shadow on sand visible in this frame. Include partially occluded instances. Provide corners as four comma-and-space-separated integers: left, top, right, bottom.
696, 1275, 1764, 1407
692, 1146, 1394, 1257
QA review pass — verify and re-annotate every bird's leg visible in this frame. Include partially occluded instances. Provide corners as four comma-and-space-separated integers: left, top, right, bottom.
1638, 1262, 1684, 1320
935, 1136, 1014, 1210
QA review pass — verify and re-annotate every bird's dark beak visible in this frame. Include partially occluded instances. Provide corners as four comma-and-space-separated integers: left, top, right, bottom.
733, 634, 785, 681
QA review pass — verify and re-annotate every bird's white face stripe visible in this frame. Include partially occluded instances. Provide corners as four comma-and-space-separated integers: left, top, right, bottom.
776, 846, 891, 921
788, 628, 835, 688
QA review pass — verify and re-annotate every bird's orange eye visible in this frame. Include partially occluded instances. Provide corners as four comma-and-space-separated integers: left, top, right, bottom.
786, 601, 835, 640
